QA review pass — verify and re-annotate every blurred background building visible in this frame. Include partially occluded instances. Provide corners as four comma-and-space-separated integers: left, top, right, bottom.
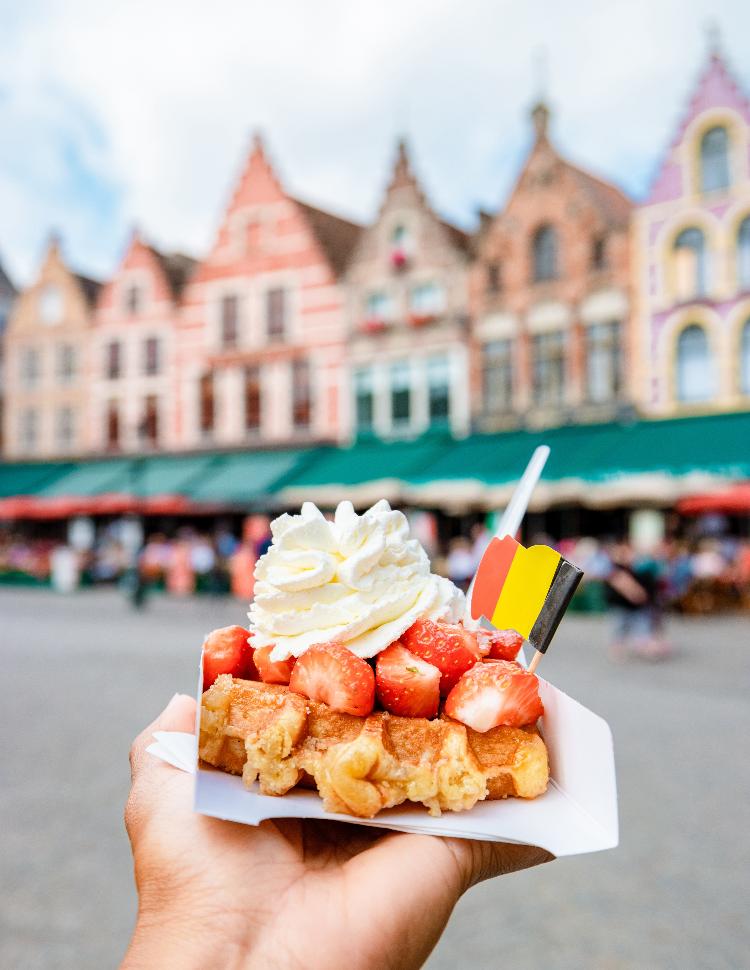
1, 41, 749, 594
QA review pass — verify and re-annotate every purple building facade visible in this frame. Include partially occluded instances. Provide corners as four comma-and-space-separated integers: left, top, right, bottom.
635, 47, 750, 415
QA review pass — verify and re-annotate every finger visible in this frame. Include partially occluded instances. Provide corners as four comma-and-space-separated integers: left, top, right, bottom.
444, 838, 555, 890
129, 693, 197, 783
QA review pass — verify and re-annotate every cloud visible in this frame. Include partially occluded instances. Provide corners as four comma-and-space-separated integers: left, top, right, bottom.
2, 0, 750, 284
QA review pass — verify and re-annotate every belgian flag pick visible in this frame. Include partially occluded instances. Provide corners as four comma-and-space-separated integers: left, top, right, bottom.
470, 535, 583, 669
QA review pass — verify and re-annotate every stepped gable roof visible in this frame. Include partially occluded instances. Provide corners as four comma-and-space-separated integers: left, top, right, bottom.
381, 137, 470, 255
292, 199, 362, 277
646, 44, 750, 204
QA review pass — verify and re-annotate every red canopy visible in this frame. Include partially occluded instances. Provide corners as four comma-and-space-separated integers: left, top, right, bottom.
0, 492, 210, 520
677, 482, 750, 515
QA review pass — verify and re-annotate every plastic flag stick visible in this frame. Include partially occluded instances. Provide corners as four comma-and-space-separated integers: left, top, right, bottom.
465, 445, 550, 620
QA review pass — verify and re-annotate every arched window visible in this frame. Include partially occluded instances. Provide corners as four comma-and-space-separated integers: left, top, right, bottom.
741, 318, 750, 396
674, 228, 707, 300
738, 217, 750, 291
700, 126, 730, 193
676, 324, 714, 403
532, 225, 558, 282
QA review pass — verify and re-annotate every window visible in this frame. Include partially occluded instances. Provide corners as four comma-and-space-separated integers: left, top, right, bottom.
105, 341, 122, 380
586, 321, 622, 403
20, 348, 40, 388
199, 373, 215, 437
482, 340, 513, 414
140, 395, 159, 446
39, 284, 62, 326
365, 291, 391, 322
591, 236, 608, 270
105, 401, 120, 451
740, 319, 750, 396
390, 224, 412, 267
676, 324, 713, 403
56, 343, 76, 384
427, 356, 451, 423
532, 225, 558, 282
19, 409, 38, 452
486, 262, 501, 294
354, 368, 374, 431
55, 406, 75, 450
390, 361, 411, 428
674, 228, 707, 300
292, 359, 312, 430
220, 295, 239, 349
266, 288, 286, 342
143, 337, 160, 376
244, 365, 262, 433
700, 126, 730, 194
532, 331, 566, 407
124, 283, 142, 315
738, 217, 750, 291
410, 282, 444, 316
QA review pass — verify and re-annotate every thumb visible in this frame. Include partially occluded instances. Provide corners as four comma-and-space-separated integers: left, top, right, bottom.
129, 693, 197, 783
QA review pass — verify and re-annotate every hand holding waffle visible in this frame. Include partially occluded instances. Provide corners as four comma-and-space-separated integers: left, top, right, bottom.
124, 693, 552, 970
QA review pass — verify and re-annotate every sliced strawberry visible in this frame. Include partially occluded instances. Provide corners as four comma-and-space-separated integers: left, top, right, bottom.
401, 618, 482, 694
254, 645, 296, 685
289, 642, 375, 716
202, 625, 256, 690
475, 628, 524, 662
375, 642, 441, 718
444, 660, 543, 732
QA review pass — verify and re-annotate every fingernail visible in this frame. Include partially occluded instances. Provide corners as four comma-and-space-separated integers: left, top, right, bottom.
164, 692, 182, 713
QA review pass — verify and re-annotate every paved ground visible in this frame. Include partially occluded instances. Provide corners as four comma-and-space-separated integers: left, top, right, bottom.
1, 587, 748, 969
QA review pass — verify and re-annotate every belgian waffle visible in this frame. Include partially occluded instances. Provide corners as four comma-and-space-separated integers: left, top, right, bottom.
199, 675, 549, 818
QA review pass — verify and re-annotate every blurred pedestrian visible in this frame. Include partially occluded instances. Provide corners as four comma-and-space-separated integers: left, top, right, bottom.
446, 536, 475, 592
604, 539, 671, 662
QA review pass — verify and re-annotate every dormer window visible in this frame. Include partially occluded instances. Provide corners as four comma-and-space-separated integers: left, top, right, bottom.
39, 284, 62, 326
486, 262, 501, 294
591, 235, 608, 270
124, 283, 142, 316
700, 126, 730, 194
390, 224, 411, 269
532, 225, 558, 282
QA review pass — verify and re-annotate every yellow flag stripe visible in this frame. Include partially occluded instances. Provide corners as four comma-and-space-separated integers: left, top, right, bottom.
490, 544, 561, 637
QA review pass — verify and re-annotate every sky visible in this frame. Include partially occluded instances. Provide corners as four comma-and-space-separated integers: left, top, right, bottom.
2, 0, 750, 286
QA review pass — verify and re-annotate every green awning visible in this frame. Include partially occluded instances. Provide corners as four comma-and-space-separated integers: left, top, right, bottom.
280, 433, 454, 506
34, 458, 136, 497
188, 449, 309, 505
128, 454, 223, 497
0, 462, 74, 497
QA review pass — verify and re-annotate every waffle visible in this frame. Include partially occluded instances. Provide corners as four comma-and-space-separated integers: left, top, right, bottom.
199, 675, 549, 818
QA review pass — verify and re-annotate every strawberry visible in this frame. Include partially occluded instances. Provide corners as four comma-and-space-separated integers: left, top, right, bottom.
375, 642, 441, 718
254, 645, 296, 685
475, 627, 524, 662
444, 660, 544, 732
202, 625, 257, 690
289, 642, 375, 716
401, 618, 482, 694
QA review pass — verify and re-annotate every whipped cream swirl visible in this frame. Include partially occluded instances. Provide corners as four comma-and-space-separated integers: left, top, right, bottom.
249, 500, 464, 661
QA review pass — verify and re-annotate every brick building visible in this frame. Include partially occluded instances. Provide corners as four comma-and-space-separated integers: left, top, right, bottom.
176, 134, 360, 450
470, 103, 633, 430
343, 139, 472, 440
89, 230, 195, 453
0, 255, 17, 453
3, 236, 99, 458
634, 46, 750, 416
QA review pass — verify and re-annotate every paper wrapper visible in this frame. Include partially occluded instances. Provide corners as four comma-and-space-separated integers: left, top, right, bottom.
147, 651, 618, 858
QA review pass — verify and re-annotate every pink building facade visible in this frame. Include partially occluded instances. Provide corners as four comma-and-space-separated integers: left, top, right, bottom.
89, 232, 194, 453
634, 48, 750, 415
176, 136, 360, 450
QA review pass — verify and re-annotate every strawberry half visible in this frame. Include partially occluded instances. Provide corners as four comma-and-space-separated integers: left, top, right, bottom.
375, 642, 441, 718
202, 625, 257, 690
289, 642, 375, 716
444, 660, 544, 732
254, 645, 296, 685
475, 628, 524, 662
401, 618, 482, 694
